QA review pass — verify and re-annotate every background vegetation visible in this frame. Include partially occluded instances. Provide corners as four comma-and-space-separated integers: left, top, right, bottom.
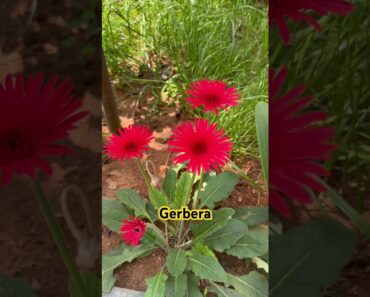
270, 0, 370, 212
103, 0, 268, 157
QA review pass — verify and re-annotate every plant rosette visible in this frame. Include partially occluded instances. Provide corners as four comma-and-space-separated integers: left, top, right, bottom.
103, 119, 268, 296
102, 167, 269, 297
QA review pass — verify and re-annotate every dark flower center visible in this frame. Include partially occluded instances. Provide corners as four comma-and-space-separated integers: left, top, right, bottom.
134, 227, 141, 233
191, 142, 208, 156
125, 142, 138, 152
205, 94, 220, 104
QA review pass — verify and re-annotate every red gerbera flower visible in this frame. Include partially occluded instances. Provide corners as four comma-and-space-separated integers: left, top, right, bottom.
270, 68, 336, 218
120, 216, 147, 246
169, 119, 232, 174
104, 125, 154, 161
270, 0, 354, 44
0, 73, 87, 185
185, 80, 240, 114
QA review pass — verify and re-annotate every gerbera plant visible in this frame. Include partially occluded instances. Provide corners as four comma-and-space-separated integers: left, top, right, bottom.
102, 81, 268, 296
0, 73, 93, 296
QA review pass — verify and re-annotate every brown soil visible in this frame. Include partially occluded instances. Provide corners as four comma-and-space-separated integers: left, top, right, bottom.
102, 89, 267, 292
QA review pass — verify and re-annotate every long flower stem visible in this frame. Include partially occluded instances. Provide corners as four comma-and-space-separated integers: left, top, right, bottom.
31, 178, 88, 297
135, 158, 151, 189
192, 170, 204, 209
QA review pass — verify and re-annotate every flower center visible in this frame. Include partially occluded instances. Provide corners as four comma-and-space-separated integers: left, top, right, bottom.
125, 142, 138, 152
134, 227, 141, 233
191, 141, 208, 156
205, 94, 220, 104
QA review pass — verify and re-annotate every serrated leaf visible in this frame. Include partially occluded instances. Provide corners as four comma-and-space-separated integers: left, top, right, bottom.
233, 207, 268, 227
174, 172, 194, 208
165, 274, 187, 297
0, 274, 37, 297
146, 202, 158, 222
144, 271, 167, 297
185, 275, 202, 297
102, 199, 132, 232
190, 208, 234, 241
102, 244, 155, 293
190, 242, 215, 257
148, 187, 169, 210
163, 169, 177, 202
69, 270, 100, 297
270, 220, 356, 297
166, 248, 187, 276
188, 253, 227, 282
226, 225, 268, 259
116, 189, 148, 218
210, 282, 242, 297
199, 171, 239, 209
227, 272, 268, 297
204, 219, 247, 252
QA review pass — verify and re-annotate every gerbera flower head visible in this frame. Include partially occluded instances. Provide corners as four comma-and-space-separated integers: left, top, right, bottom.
270, 0, 354, 44
0, 73, 88, 185
185, 79, 240, 114
120, 216, 147, 246
104, 125, 154, 161
168, 119, 232, 174
270, 68, 337, 218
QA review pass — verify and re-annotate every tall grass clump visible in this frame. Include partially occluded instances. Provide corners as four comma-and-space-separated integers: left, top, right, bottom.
103, 0, 268, 157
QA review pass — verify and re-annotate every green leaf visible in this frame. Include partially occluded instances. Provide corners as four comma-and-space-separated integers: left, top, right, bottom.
226, 225, 268, 259
148, 187, 169, 210
227, 272, 268, 297
102, 199, 132, 232
188, 253, 227, 282
199, 171, 239, 209
163, 169, 177, 202
166, 248, 187, 276
204, 219, 247, 252
233, 207, 268, 227
251, 257, 269, 273
185, 275, 202, 297
144, 271, 167, 297
210, 282, 242, 297
255, 101, 268, 185
102, 244, 155, 293
69, 270, 100, 297
270, 220, 356, 297
116, 189, 148, 218
174, 172, 194, 208
165, 274, 187, 297
190, 243, 215, 258
146, 202, 158, 222
0, 274, 37, 297
190, 208, 234, 241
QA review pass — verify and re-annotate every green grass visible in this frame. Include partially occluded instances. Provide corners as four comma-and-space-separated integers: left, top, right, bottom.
270, 0, 370, 210
103, 0, 268, 157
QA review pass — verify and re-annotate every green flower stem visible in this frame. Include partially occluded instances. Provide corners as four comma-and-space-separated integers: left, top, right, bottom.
31, 178, 88, 297
135, 158, 151, 189
192, 170, 204, 209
